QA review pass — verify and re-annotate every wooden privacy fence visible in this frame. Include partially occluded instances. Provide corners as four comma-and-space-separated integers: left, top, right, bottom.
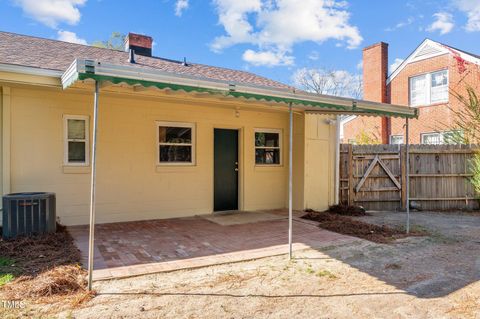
339, 144, 479, 211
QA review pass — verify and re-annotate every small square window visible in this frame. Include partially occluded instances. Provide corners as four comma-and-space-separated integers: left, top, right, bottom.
64, 115, 89, 166
157, 122, 195, 165
255, 129, 281, 165
390, 135, 404, 145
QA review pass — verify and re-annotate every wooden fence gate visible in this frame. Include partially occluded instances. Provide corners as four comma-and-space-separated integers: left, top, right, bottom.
339, 144, 479, 211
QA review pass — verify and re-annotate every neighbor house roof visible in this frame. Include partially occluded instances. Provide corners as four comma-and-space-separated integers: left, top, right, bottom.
0, 31, 289, 90
387, 38, 480, 84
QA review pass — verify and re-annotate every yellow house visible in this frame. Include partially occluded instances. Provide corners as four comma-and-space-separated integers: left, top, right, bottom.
0, 32, 416, 226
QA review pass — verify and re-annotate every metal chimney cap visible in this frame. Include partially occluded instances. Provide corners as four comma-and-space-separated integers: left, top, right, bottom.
128, 49, 136, 64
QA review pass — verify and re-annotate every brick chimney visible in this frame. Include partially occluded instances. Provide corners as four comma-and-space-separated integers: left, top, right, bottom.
363, 42, 389, 144
124, 33, 153, 57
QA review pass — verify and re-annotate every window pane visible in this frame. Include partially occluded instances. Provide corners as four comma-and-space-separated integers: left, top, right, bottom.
431, 71, 447, 87
390, 136, 403, 144
255, 149, 280, 164
160, 145, 192, 162
410, 75, 427, 106
422, 134, 442, 145
68, 141, 86, 162
159, 127, 191, 144
68, 119, 86, 139
255, 132, 279, 147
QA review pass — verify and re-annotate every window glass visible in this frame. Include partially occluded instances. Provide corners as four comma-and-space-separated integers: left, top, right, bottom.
421, 133, 442, 145
65, 116, 88, 165
68, 141, 86, 162
68, 119, 86, 139
159, 127, 192, 144
157, 123, 194, 164
390, 135, 404, 144
410, 75, 427, 106
430, 70, 448, 103
255, 131, 281, 165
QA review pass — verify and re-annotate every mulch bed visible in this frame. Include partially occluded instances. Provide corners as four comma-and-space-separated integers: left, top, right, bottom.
0, 225, 91, 302
302, 210, 427, 244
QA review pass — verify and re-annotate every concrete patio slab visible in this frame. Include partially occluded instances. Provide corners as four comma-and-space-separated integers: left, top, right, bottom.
68, 210, 354, 280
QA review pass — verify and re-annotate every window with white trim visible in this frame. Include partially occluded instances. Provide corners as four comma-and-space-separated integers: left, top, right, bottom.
64, 115, 89, 166
421, 131, 462, 145
255, 129, 281, 165
157, 121, 195, 165
409, 69, 448, 107
390, 135, 404, 145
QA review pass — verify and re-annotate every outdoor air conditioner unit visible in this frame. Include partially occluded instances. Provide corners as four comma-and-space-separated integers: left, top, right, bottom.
2, 192, 56, 239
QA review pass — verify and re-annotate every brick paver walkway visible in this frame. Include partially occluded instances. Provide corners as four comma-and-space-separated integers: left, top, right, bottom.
68, 210, 353, 280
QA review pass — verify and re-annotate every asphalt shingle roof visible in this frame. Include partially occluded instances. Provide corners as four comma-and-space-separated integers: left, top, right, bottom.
0, 31, 290, 90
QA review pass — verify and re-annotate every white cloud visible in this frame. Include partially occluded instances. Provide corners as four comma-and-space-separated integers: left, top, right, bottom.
13, 0, 86, 28
243, 49, 294, 66
389, 58, 404, 74
57, 30, 87, 44
292, 67, 363, 99
356, 60, 363, 70
427, 12, 454, 35
212, 0, 362, 66
175, 0, 189, 17
385, 16, 415, 32
308, 51, 320, 61
453, 0, 480, 31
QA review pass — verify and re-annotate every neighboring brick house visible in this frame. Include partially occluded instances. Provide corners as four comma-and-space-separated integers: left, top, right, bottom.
343, 39, 480, 144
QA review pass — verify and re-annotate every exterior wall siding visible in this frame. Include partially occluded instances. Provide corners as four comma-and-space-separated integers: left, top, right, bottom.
5, 85, 336, 225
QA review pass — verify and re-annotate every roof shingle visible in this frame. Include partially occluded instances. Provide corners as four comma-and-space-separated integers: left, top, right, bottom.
0, 31, 290, 90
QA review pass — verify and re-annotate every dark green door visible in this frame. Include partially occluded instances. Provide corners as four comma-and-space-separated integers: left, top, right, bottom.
214, 129, 239, 211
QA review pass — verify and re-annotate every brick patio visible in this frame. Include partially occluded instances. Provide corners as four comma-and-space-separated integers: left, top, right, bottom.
68, 210, 353, 280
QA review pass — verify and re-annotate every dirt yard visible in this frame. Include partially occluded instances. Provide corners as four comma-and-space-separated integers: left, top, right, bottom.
1, 211, 479, 318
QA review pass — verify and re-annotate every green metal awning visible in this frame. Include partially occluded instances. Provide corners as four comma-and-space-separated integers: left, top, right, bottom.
61, 59, 418, 119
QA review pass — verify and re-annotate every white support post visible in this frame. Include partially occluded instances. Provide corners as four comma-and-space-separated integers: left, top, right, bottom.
288, 102, 293, 259
405, 118, 410, 234
334, 115, 341, 205
87, 81, 100, 291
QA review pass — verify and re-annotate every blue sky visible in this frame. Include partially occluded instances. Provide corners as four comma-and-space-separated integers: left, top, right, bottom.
1, 0, 480, 86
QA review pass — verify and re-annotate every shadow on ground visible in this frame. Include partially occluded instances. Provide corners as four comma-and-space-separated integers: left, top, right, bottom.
313, 211, 480, 298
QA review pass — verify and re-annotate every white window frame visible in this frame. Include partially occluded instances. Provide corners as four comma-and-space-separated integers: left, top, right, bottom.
409, 69, 448, 107
63, 115, 90, 166
156, 121, 196, 166
421, 132, 443, 145
390, 135, 404, 145
254, 128, 282, 166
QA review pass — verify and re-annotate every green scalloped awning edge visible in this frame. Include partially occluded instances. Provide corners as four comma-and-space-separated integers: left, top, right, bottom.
70, 73, 417, 118
355, 106, 419, 119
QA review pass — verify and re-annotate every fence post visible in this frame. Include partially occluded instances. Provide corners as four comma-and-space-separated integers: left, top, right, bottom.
348, 144, 354, 206
400, 145, 407, 210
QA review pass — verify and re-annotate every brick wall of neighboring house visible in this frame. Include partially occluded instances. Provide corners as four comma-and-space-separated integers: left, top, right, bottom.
343, 41, 480, 144
389, 54, 480, 143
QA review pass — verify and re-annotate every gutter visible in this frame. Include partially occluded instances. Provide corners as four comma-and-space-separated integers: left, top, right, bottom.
62, 59, 418, 119
0, 63, 63, 78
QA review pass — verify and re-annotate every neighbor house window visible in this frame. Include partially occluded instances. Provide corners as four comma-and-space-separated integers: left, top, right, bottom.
64, 115, 89, 166
409, 69, 448, 107
421, 131, 462, 145
157, 121, 195, 165
390, 135, 404, 144
255, 129, 281, 165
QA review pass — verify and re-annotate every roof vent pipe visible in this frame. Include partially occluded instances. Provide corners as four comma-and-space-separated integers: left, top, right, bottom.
128, 49, 136, 64
182, 57, 188, 66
